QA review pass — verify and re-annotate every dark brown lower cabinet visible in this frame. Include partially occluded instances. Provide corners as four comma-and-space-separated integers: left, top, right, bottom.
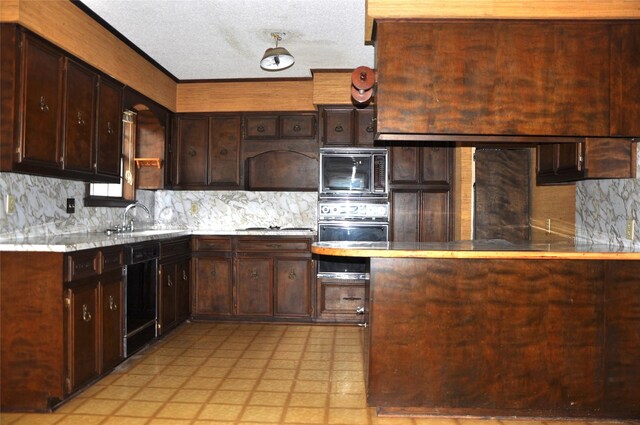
158, 237, 191, 335
391, 190, 452, 242
315, 278, 366, 323
192, 236, 313, 321
100, 276, 124, 372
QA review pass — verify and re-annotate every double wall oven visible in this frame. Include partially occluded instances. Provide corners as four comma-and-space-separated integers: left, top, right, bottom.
317, 148, 389, 279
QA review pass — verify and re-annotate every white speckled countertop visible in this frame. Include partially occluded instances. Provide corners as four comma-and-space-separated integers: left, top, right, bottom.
0, 228, 317, 252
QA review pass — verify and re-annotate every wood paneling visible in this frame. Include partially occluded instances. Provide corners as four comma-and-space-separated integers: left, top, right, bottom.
365, 0, 640, 41
454, 147, 473, 240
177, 80, 315, 112
312, 71, 353, 105
4, 0, 176, 110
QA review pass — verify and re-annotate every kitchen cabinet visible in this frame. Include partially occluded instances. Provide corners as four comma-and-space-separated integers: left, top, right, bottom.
375, 20, 640, 141
63, 247, 124, 393
536, 138, 637, 185
192, 235, 313, 321
389, 144, 454, 242
315, 278, 366, 323
173, 114, 242, 189
319, 105, 375, 146
158, 237, 191, 335
192, 237, 234, 318
0, 25, 123, 183
243, 112, 319, 191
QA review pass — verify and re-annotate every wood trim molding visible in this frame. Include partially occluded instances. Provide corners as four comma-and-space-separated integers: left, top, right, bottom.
365, 0, 640, 41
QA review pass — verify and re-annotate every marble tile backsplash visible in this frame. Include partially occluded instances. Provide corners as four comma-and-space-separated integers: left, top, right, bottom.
575, 144, 640, 248
1, 172, 317, 239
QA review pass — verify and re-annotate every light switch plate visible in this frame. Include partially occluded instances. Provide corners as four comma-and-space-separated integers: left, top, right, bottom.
626, 219, 635, 240
4, 194, 16, 215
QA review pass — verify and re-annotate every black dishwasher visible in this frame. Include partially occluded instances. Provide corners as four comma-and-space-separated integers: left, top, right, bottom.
123, 241, 159, 357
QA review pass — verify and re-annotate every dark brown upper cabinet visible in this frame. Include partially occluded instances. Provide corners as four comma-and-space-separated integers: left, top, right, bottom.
319, 105, 375, 147
0, 25, 123, 183
173, 113, 242, 189
375, 20, 640, 141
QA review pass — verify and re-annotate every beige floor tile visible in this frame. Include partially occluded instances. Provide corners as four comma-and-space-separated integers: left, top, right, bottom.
255, 379, 294, 392
11, 414, 66, 425
240, 405, 284, 423
113, 400, 163, 417
288, 392, 329, 408
139, 355, 176, 366
126, 363, 166, 375
111, 373, 156, 387
212, 350, 244, 359
332, 370, 365, 382
155, 401, 203, 419
204, 357, 237, 368
261, 368, 297, 380
227, 367, 264, 379
235, 358, 269, 369
294, 380, 331, 393
334, 352, 364, 361
171, 355, 208, 366
300, 360, 332, 370
330, 393, 367, 408
72, 398, 125, 416
198, 403, 243, 421
170, 388, 213, 403
100, 417, 150, 425
272, 350, 303, 360
209, 390, 251, 405
267, 359, 299, 369
161, 365, 198, 377
328, 407, 371, 424
183, 377, 223, 390
371, 414, 417, 424
92, 385, 142, 400
51, 414, 105, 425
333, 360, 364, 371
147, 418, 192, 425
132, 387, 178, 402
283, 407, 327, 424
218, 378, 256, 391
303, 351, 332, 361
147, 375, 189, 388
331, 380, 365, 394
241, 350, 273, 359
297, 369, 330, 381
248, 391, 289, 407
195, 366, 231, 378
181, 348, 215, 357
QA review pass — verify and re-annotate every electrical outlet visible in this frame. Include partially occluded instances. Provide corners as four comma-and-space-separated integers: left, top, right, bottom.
626, 219, 635, 240
66, 198, 75, 214
190, 203, 199, 215
546, 218, 551, 235
4, 194, 16, 215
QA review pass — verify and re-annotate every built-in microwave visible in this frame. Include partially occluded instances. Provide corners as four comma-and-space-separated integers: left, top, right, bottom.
319, 147, 388, 198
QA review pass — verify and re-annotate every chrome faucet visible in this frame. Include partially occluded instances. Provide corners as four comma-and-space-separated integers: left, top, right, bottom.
122, 202, 151, 231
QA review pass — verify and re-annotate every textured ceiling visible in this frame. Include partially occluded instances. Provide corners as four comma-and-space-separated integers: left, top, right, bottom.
78, 0, 374, 81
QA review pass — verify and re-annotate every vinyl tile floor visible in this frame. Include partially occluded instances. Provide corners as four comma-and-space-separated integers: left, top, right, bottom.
1, 322, 636, 425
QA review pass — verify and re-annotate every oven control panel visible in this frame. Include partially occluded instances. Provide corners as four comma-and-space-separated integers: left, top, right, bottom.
319, 201, 389, 220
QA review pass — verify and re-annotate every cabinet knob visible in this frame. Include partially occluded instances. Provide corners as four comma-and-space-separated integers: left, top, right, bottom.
250, 269, 259, 280
365, 124, 374, 133
82, 304, 92, 322
107, 122, 114, 135
188, 148, 196, 157
182, 269, 188, 281
288, 270, 297, 280
167, 276, 173, 287
39, 96, 49, 112
108, 295, 118, 311
77, 111, 85, 126
293, 124, 301, 132
257, 125, 265, 133
210, 269, 217, 279
220, 148, 228, 156
334, 125, 344, 133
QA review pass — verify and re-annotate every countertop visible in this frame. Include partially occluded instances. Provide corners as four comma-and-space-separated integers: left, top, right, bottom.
0, 228, 316, 252
311, 240, 640, 260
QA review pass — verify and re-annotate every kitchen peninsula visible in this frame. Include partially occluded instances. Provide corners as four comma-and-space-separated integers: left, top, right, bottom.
311, 240, 640, 419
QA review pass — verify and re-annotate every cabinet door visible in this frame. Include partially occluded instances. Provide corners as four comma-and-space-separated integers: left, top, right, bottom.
209, 115, 241, 187
158, 262, 177, 335
281, 114, 316, 139
65, 282, 99, 392
19, 34, 63, 170
421, 146, 451, 184
391, 190, 451, 243
537, 144, 556, 177
95, 77, 123, 179
63, 59, 97, 175
194, 256, 233, 316
610, 23, 640, 137
176, 258, 191, 322
274, 258, 311, 317
235, 257, 272, 316
244, 115, 278, 139
101, 275, 123, 372
355, 108, 375, 146
322, 107, 353, 146
175, 115, 209, 186
390, 146, 420, 184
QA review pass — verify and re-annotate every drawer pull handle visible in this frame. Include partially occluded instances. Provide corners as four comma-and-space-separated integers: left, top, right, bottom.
356, 307, 365, 314
77, 111, 85, 126
342, 297, 362, 301
39, 96, 49, 111
188, 148, 196, 157
109, 295, 118, 311
220, 148, 228, 155
357, 323, 368, 328
167, 276, 173, 287
257, 125, 265, 133
107, 121, 114, 135
288, 270, 297, 280
183, 270, 188, 281
334, 125, 343, 133
366, 125, 374, 133
250, 269, 259, 280
211, 269, 217, 279
293, 124, 301, 132
82, 304, 92, 322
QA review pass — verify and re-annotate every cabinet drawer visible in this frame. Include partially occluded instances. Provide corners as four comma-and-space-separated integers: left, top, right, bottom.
322, 108, 354, 145
161, 237, 191, 259
193, 237, 233, 252
236, 238, 310, 253
280, 114, 316, 138
244, 115, 278, 139
102, 247, 123, 272
65, 250, 100, 282
320, 281, 365, 314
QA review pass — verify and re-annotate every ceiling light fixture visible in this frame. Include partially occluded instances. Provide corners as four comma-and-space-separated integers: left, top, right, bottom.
260, 32, 294, 71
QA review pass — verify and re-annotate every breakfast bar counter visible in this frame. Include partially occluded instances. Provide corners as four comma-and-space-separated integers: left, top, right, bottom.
311, 241, 640, 419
